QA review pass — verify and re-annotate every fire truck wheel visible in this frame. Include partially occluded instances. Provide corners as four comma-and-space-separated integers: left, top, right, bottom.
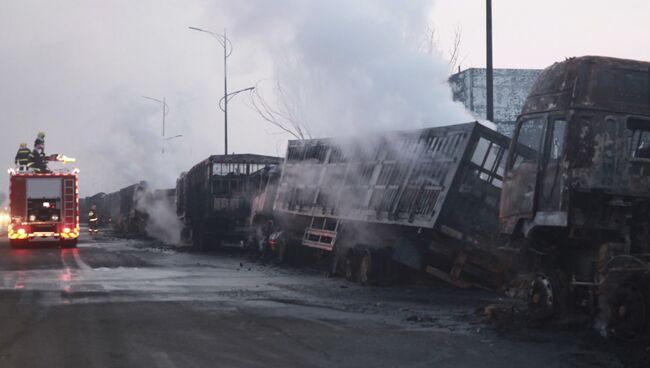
9, 239, 25, 249
358, 250, 373, 285
61, 239, 78, 248
608, 282, 648, 339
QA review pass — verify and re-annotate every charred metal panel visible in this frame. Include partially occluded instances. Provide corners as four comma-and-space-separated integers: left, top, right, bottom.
275, 123, 486, 229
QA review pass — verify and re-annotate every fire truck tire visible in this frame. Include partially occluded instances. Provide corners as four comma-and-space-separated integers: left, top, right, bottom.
61, 239, 78, 248
9, 239, 25, 249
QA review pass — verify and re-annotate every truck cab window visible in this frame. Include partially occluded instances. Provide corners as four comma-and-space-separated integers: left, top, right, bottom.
548, 120, 566, 161
628, 117, 650, 159
511, 118, 545, 170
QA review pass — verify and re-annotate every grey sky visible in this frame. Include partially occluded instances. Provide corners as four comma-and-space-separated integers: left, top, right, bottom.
0, 0, 648, 199
432, 0, 650, 69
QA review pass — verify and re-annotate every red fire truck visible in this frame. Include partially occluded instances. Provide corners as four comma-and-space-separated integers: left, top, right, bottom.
7, 169, 80, 248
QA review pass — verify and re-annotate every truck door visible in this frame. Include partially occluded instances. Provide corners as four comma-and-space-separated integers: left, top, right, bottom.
500, 116, 546, 233
537, 118, 567, 214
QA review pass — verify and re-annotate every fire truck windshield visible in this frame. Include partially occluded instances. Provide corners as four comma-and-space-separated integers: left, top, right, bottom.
27, 198, 61, 222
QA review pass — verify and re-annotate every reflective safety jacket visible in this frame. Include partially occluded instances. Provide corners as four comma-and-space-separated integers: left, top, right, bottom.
14, 148, 31, 166
27, 148, 47, 172
89, 210, 98, 222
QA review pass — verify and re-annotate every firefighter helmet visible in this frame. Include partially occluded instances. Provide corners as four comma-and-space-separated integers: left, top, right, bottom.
37, 132, 45, 139
19, 142, 27, 148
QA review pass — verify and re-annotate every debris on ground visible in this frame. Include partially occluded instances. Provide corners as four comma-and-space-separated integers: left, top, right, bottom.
481, 304, 515, 321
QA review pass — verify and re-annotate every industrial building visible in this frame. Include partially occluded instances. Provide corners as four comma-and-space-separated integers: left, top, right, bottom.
448, 68, 541, 136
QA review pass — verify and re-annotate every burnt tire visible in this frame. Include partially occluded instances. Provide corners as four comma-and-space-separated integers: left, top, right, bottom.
527, 272, 566, 321
358, 250, 373, 285
274, 239, 288, 264
344, 250, 356, 281
608, 282, 648, 339
192, 223, 206, 251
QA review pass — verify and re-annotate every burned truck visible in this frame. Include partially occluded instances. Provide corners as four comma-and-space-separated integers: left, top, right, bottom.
251, 122, 513, 289
177, 154, 282, 249
500, 56, 650, 337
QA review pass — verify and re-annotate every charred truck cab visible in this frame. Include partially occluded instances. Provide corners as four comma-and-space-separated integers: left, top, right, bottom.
178, 154, 282, 249
7, 169, 80, 248
500, 56, 650, 336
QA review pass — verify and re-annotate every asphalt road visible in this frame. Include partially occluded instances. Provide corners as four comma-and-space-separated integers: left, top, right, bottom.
0, 231, 643, 368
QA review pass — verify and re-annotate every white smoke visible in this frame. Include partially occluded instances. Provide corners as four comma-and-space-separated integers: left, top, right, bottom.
1, 0, 473, 201
134, 188, 182, 245
223, 0, 473, 138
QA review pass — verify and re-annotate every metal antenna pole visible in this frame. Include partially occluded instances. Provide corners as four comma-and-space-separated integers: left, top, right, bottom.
486, 0, 494, 122
223, 28, 229, 155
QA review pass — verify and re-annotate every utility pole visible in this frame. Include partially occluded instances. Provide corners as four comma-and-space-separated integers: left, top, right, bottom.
486, 0, 494, 122
223, 28, 229, 155
142, 96, 169, 154
189, 26, 234, 155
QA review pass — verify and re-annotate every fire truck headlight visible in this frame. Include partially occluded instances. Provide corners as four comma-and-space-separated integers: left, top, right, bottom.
63, 228, 71, 233
28, 215, 36, 222
17, 228, 26, 235
51, 215, 59, 221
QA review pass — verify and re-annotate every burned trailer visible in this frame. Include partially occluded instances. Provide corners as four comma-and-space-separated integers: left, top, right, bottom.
178, 154, 282, 249
261, 122, 512, 289
500, 56, 650, 336
102, 181, 149, 236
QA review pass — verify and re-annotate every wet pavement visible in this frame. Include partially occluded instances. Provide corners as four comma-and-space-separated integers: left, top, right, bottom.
0, 231, 644, 367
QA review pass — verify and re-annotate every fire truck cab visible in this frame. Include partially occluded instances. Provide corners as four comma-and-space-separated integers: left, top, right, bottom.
7, 169, 79, 248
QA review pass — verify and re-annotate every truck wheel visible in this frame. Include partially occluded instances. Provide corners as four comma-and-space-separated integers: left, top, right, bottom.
275, 239, 288, 264
9, 239, 24, 249
192, 224, 205, 251
608, 282, 648, 338
61, 239, 78, 248
358, 250, 373, 285
344, 250, 356, 281
527, 272, 566, 321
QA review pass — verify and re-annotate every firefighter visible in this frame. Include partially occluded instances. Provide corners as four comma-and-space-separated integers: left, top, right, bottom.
88, 205, 99, 234
34, 131, 45, 148
14, 143, 31, 168
27, 140, 49, 173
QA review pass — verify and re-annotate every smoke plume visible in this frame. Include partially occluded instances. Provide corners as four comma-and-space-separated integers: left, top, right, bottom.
1, 1, 472, 199
134, 188, 182, 245
224, 0, 472, 138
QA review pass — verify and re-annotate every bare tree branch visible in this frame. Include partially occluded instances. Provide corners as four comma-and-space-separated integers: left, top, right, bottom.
448, 23, 462, 74
244, 79, 312, 140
